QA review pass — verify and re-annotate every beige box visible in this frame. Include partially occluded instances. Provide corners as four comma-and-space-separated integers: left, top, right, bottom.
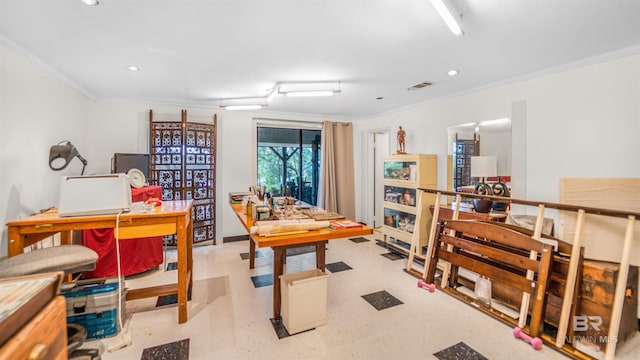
280, 269, 329, 334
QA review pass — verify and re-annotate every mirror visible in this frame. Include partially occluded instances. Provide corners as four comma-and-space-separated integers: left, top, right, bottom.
446, 118, 512, 203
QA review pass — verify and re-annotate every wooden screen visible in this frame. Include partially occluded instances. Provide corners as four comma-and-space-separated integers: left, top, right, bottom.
149, 110, 217, 245
452, 133, 479, 191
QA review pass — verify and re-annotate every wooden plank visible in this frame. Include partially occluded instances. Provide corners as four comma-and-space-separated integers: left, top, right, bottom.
519, 205, 545, 329
556, 209, 586, 347
117, 223, 177, 239
559, 178, 640, 266
126, 283, 179, 300
437, 250, 534, 294
605, 216, 635, 360
419, 187, 640, 219
422, 192, 442, 280
440, 234, 540, 272
444, 220, 544, 252
440, 195, 461, 288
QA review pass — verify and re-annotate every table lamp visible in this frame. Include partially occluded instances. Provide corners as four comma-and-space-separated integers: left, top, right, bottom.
49, 141, 88, 175
470, 156, 497, 213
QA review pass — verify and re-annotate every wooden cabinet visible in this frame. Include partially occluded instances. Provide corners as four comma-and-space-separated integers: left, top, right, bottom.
380, 154, 437, 255
0, 272, 67, 359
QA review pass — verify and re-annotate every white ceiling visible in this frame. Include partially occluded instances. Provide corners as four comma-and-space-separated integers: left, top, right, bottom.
1, 0, 639, 119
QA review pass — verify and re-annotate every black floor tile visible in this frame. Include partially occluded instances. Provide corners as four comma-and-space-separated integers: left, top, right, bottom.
433, 342, 488, 360
240, 251, 264, 260
269, 318, 315, 338
251, 274, 273, 288
326, 261, 352, 273
349, 237, 370, 243
361, 290, 403, 311
166, 262, 177, 271
381, 252, 404, 261
141, 338, 189, 360
156, 288, 192, 307
270, 318, 291, 339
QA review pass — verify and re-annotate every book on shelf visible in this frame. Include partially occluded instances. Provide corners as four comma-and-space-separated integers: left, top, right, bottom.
330, 220, 363, 229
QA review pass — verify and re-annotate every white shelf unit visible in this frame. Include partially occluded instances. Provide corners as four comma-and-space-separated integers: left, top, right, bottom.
380, 154, 437, 256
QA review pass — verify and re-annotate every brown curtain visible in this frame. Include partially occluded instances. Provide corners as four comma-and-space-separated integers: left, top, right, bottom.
319, 121, 356, 220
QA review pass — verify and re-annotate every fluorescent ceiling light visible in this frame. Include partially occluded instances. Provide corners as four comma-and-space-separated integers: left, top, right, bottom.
278, 82, 341, 97
447, 69, 459, 76
221, 104, 263, 111
430, 0, 463, 36
284, 90, 336, 97
81, 0, 99, 5
480, 118, 510, 127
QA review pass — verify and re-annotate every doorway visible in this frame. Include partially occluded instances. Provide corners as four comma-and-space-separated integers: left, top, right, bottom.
369, 130, 389, 227
256, 127, 321, 206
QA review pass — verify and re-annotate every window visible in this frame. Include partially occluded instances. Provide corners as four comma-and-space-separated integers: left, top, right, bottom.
257, 127, 321, 205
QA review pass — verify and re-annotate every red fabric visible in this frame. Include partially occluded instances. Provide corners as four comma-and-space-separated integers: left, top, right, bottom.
82, 186, 164, 278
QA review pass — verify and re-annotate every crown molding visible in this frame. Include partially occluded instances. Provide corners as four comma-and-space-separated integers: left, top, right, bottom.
0, 34, 97, 101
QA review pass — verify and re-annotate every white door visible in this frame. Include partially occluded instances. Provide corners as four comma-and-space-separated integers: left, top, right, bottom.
373, 132, 389, 227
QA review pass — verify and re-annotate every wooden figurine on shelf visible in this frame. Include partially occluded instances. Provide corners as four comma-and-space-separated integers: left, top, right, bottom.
397, 126, 407, 154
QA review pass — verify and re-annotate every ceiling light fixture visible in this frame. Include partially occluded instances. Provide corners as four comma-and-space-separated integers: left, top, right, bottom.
278, 82, 341, 97
447, 69, 459, 76
127, 66, 140, 72
81, 0, 99, 6
430, 0, 464, 36
284, 90, 335, 97
219, 97, 268, 110
221, 104, 264, 111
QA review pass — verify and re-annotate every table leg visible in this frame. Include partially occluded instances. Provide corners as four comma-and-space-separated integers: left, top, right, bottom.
249, 238, 256, 269
187, 212, 194, 290
272, 247, 285, 321
61, 231, 72, 245
315, 241, 327, 271
177, 215, 188, 324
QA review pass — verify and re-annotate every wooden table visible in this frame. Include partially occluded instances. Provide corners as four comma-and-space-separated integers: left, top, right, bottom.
230, 203, 372, 321
6, 200, 194, 324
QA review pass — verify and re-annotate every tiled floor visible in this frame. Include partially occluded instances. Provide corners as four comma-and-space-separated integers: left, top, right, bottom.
81, 235, 640, 360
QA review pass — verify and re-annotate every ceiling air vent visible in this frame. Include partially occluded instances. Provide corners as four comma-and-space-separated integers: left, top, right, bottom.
408, 81, 433, 90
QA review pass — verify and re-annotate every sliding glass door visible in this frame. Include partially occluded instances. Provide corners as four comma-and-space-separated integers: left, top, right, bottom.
257, 127, 321, 205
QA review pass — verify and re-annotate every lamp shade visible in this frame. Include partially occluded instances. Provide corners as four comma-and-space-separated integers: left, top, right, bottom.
49, 141, 88, 175
470, 156, 497, 178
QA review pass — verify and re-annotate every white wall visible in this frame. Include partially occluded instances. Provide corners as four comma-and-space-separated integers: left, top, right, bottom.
1, 46, 90, 257
353, 54, 640, 221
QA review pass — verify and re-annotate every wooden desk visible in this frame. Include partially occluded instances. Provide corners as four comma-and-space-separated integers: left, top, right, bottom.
6, 200, 194, 324
230, 203, 372, 321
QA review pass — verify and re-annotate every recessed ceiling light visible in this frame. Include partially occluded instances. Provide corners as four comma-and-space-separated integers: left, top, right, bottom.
127, 66, 140, 72
447, 69, 459, 76
81, 0, 99, 5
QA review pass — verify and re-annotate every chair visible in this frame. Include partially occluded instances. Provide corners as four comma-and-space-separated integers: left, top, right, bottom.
0, 245, 100, 359
0, 245, 98, 278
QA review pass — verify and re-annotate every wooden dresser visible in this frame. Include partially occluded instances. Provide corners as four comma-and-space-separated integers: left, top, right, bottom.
0, 272, 68, 360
